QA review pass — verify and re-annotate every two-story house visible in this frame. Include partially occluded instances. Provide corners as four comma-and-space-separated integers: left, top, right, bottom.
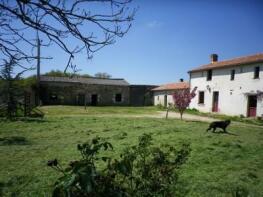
189, 53, 263, 117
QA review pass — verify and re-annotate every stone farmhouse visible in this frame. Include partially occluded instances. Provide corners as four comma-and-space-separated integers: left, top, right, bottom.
189, 53, 263, 117
39, 76, 156, 106
152, 80, 190, 107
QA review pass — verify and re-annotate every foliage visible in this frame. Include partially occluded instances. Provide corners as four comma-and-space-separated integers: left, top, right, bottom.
0, 57, 28, 118
94, 72, 112, 79
155, 104, 166, 110
48, 134, 191, 197
18, 76, 37, 89
44, 70, 69, 77
172, 87, 197, 120
44, 69, 92, 78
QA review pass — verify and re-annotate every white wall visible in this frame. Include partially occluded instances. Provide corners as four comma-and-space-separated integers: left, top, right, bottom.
153, 91, 174, 107
189, 64, 263, 117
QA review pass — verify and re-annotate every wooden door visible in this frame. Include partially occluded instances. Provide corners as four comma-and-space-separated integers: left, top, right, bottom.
212, 91, 219, 112
91, 94, 98, 106
247, 95, 257, 117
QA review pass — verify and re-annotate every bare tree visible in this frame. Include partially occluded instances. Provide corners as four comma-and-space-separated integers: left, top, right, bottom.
0, 0, 135, 71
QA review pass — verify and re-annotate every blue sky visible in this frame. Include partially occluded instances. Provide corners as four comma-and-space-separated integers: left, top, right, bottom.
38, 0, 263, 85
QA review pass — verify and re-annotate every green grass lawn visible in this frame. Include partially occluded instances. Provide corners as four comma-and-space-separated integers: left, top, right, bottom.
0, 106, 262, 196
40, 105, 159, 116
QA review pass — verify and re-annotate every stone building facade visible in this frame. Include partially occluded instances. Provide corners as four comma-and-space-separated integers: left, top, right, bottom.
39, 76, 156, 106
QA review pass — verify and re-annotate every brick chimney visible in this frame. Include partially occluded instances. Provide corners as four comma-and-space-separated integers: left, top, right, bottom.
210, 54, 218, 63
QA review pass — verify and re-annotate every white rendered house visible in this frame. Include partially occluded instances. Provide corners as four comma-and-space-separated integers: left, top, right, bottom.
189, 53, 263, 117
152, 80, 189, 107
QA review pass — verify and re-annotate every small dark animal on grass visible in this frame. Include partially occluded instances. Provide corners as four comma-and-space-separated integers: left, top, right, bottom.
207, 120, 231, 133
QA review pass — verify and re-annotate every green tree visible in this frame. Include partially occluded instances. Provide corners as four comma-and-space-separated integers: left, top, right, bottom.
94, 72, 112, 79
44, 70, 69, 77
44, 70, 92, 78
0, 57, 31, 118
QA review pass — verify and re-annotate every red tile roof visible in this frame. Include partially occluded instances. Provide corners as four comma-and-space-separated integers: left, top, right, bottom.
189, 53, 263, 73
152, 82, 189, 91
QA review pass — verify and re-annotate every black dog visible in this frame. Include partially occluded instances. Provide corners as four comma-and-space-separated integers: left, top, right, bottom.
206, 120, 231, 133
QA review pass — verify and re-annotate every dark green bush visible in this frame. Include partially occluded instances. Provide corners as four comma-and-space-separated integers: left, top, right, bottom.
48, 134, 191, 197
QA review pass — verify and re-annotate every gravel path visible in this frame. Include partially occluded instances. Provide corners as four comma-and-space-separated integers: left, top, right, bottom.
157, 111, 219, 122
93, 111, 263, 128
93, 111, 219, 122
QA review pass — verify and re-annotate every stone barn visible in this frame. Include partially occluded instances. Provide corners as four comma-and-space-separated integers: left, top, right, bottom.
40, 76, 130, 106
39, 76, 156, 106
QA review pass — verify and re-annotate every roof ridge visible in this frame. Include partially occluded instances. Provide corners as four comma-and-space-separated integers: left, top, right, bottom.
41, 75, 125, 80
160, 81, 189, 86
210, 52, 263, 65
152, 82, 190, 91
189, 52, 263, 72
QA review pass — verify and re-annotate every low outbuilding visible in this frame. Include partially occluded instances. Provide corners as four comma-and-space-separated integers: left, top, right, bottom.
152, 80, 190, 107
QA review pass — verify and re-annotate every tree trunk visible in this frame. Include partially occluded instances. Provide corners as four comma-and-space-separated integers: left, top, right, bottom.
166, 107, 169, 119
180, 111, 183, 120
84, 93, 87, 110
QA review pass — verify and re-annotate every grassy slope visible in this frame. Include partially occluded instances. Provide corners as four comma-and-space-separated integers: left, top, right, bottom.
0, 106, 262, 196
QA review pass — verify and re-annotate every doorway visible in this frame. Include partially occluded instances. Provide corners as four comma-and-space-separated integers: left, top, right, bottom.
77, 94, 85, 106
247, 95, 257, 117
212, 91, 219, 112
91, 94, 98, 106
164, 95, 167, 107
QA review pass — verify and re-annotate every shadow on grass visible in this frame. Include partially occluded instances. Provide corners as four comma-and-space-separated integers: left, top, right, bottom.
207, 130, 238, 136
0, 117, 48, 123
0, 182, 4, 196
0, 136, 30, 145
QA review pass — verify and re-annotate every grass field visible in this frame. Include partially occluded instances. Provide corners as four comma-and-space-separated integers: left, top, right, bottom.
41, 105, 159, 116
0, 106, 262, 196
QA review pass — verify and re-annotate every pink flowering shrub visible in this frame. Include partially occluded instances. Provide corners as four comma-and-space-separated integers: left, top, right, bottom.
172, 87, 197, 120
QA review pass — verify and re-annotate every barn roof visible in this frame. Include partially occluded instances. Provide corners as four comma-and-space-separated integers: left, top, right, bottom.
40, 76, 130, 86
152, 82, 190, 91
189, 53, 263, 73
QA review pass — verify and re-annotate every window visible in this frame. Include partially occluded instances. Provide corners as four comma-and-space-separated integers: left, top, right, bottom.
115, 94, 122, 102
207, 70, 212, 81
50, 94, 57, 101
254, 66, 260, 79
198, 91, 205, 104
230, 69, 235, 80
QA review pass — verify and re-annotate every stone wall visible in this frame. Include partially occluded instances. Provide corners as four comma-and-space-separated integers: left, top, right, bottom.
40, 82, 130, 106
129, 85, 156, 106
